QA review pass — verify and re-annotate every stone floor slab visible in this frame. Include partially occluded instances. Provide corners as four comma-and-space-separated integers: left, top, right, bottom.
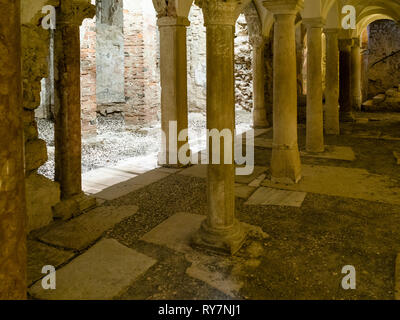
178, 165, 207, 179
28, 240, 75, 285
38, 205, 139, 250
248, 174, 267, 187
245, 187, 307, 207
261, 164, 400, 205
141, 212, 205, 253
235, 166, 268, 184
300, 145, 356, 161
235, 183, 256, 199
29, 239, 156, 300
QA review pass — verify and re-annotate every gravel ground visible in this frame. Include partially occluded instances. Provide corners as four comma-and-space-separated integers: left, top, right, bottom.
37, 110, 252, 180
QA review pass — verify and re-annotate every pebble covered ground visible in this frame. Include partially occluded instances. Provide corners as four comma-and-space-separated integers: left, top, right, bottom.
37, 110, 252, 180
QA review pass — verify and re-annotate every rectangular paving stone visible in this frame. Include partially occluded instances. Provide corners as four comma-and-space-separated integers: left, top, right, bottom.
29, 239, 156, 300
141, 212, 205, 253
245, 187, 307, 207
261, 164, 400, 205
28, 240, 75, 285
236, 166, 268, 184
38, 205, 139, 250
300, 145, 356, 161
235, 183, 256, 199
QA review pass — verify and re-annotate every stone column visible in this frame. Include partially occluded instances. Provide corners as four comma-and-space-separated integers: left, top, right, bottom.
0, 0, 26, 299
339, 38, 354, 122
304, 18, 324, 153
54, 1, 96, 215
192, 0, 246, 255
157, 16, 190, 166
351, 37, 362, 110
324, 28, 340, 135
251, 36, 269, 128
263, 0, 302, 184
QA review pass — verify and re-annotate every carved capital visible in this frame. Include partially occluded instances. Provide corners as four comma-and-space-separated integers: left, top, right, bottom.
152, 0, 177, 18
263, 0, 303, 15
303, 17, 325, 28
338, 38, 354, 51
196, 0, 250, 26
58, 0, 96, 26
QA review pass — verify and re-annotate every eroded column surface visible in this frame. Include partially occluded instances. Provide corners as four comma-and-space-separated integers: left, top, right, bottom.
0, 0, 26, 299
304, 18, 324, 153
351, 38, 362, 110
251, 36, 270, 128
339, 38, 354, 122
192, 0, 246, 255
264, 0, 302, 184
324, 28, 340, 135
157, 16, 190, 167
54, 2, 95, 201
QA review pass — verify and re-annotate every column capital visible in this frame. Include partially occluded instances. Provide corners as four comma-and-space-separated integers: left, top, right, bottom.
157, 16, 190, 27
303, 17, 325, 28
195, 0, 248, 26
249, 34, 265, 48
352, 37, 360, 47
338, 38, 354, 51
323, 28, 339, 35
58, 0, 96, 26
263, 0, 303, 15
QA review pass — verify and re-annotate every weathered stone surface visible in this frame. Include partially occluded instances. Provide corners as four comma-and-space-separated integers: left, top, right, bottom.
25, 138, 48, 172
300, 145, 356, 161
235, 165, 268, 184
38, 205, 139, 250
178, 164, 207, 179
29, 239, 157, 300
245, 187, 307, 207
27, 240, 74, 285
262, 164, 400, 205
25, 172, 60, 232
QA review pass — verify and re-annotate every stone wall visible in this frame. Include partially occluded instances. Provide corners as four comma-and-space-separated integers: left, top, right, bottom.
367, 20, 400, 98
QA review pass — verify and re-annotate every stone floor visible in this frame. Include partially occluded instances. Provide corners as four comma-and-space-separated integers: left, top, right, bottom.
28, 112, 400, 300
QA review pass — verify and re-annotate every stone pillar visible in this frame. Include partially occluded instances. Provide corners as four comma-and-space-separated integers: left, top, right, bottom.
263, 0, 302, 184
324, 29, 340, 135
157, 16, 190, 167
54, 1, 96, 215
192, 0, 246, 255
304, 18, 324, 153
339, 38, 354, 122
351, 37, 362, 110
251, 36, 269, 128
0, 0, 26, 299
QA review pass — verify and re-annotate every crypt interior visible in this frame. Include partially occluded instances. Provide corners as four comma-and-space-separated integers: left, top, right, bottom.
1, 0, 400, 300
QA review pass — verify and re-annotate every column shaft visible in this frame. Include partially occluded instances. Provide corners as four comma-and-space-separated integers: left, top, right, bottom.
54, 23, 82, 199
251, 39, 269, 128
0, 0, 27, 299
324, 29, 340, 134
192, 7, 246, 254
305, 20, 324, 153
339, 39, 354, 122
351, 39, 362, 110
271, 13, 302, 183
158, 17, 189, 166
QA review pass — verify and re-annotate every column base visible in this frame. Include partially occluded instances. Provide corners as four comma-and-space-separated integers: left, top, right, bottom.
53, 192, 96, 220
191, 219, 247, 255
271, 147, 302, 184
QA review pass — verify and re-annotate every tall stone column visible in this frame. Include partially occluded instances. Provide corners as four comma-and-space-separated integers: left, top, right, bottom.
0, 0, 26, 299
351, 37, 362, 110
263, 0, 302, 184
324, 28, 340, 135
54, 1, 95, 214
157, 16, 190, 166
339, 38, 354, 122
304, 18, 324, 153
192, 0, 246, 255
251, 36, 269, 128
